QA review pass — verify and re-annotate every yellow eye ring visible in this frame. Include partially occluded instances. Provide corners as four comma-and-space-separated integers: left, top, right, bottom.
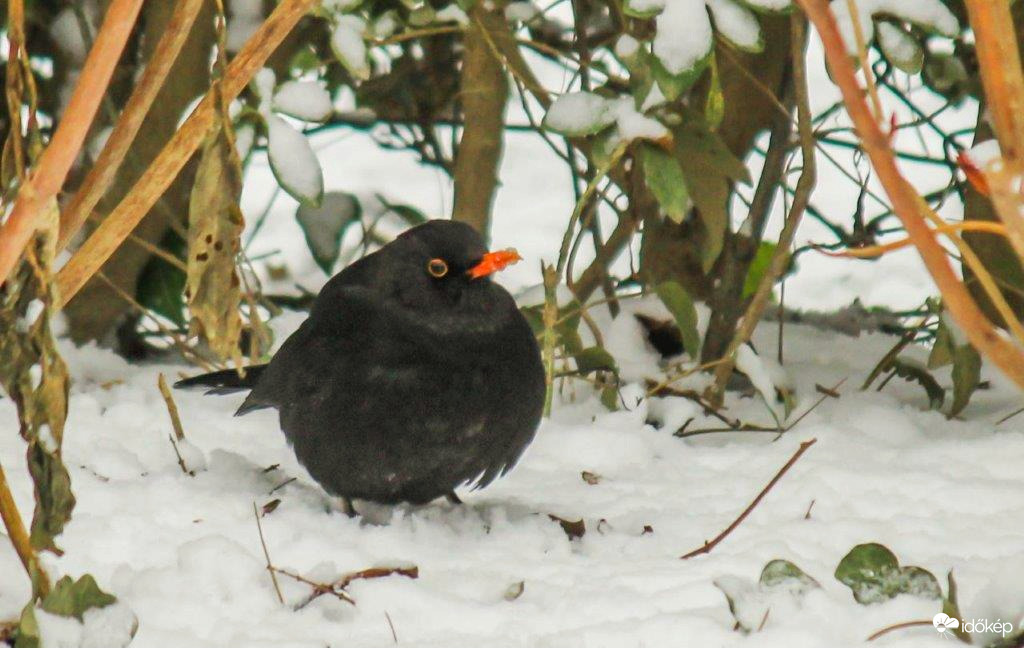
427, 258, 449, 278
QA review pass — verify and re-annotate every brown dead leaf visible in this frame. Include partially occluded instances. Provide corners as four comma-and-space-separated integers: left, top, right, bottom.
580, 471, 602, 485
548, 514, 586, 541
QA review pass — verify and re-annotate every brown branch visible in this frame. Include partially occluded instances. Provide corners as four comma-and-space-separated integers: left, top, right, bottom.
796, 0, 1024, 392
710, 14, 816, 399
0, 461, 48, 597
291, 565, 419, 610
680, 438, 817, 559
253, 502, 285, 605
964, 0, 1024, 161
58, 0, 206, 251
0, 0, 144, 285
55, 0, 319, 307
452, 5, 510, 233
865, 619, 934, 642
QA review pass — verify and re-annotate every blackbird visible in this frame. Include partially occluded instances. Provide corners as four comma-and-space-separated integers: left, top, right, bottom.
176, 220, 545, 507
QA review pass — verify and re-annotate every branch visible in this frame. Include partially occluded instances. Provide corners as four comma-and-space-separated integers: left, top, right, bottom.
58, 0, 206, 250
55, 0, 319, 307
0, 0, 144, 285
796, 0, 1024, 392
710, 14, 816, 399
680, 438, 817, 559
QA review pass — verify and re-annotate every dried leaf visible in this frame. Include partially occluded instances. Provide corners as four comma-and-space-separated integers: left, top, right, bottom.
0, 201, 74, 555
503, 581, 525, 601
548, 514, 586, 540
186, 83, 245, 363
581, 471, 602, 485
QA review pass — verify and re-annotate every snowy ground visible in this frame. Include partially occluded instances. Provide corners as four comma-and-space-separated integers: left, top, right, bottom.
4, 26, 1024, 648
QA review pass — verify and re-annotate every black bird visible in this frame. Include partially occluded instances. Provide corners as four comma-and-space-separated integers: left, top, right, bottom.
177, 220, 545, 507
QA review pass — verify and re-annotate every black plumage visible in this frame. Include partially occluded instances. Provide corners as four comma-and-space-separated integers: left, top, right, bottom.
177, 220, 545, 505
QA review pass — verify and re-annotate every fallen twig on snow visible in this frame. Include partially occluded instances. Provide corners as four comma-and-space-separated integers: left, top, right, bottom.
680, 438, 817, 559
253, 502, 285, 605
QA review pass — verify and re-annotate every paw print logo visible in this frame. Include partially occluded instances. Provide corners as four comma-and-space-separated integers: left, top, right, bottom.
933, 613, 960, 636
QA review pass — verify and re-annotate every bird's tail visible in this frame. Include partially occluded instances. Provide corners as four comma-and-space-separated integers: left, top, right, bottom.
174, 365, 267, 395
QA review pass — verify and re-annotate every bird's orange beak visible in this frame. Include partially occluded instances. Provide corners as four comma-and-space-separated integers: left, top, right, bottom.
468, 248, 522, 279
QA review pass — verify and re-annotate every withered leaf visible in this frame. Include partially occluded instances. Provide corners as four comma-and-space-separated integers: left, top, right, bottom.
581, 471, 602, 485
186, 80, 245, 364
0, 201, 74, 556
548, 514, 586, 540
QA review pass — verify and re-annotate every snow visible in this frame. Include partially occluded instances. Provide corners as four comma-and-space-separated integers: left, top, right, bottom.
611, 98, 669, 142
272, 81, 333, 123
435, 5, 469, 24
876, 22, 921, 72
266, 115, 325, 205
543, 92, 617, 136
654, 0, 713, 75
5, 18, 1022, 648
706, 0, 761, 52
504, 2, 539, 23
331, 16, 370, 81
831, 0, 959, 56
614, 34, 640, 60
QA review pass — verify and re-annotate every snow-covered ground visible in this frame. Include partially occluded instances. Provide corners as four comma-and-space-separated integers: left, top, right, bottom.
4, 26, 1023, 648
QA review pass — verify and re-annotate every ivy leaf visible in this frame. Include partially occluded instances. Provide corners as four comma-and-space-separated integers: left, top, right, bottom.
759, 559, 820, 591
655, 282, 700, 357
296, 191, 362, 275
639, 143, 689, 223
41, 575, 117, 621
835, 543, 942, 605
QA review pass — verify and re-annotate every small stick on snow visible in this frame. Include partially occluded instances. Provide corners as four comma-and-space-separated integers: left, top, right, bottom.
253, 502, 285, 605
157, 374, 186, 441
680, 438, 818, 560
384, 611, 398, 644
158, 373, 192, 476
292, 565, 420, 610
865, 619, 934, 642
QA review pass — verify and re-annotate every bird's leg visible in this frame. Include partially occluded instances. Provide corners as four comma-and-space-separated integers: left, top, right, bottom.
334, 496, 357, 518
445, 492, 463, 505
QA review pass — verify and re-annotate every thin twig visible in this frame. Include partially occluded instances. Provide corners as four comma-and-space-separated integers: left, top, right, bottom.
157, 374, 186, 441
680, 438, 818, 559
291, 565, 419, 610
865, 619, 934, 642
253, 502, 285, 605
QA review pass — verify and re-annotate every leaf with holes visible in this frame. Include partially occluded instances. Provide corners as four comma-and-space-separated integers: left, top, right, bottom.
187, 92, 245, 363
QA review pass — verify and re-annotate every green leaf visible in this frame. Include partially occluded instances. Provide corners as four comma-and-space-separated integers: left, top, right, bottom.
928, 318, 955, 369
41, 575, 117, 621
543, 92, 616, 137
759, 559, 820, 590
136, 230, 186, 327
835, 543, 942, 605
600, 385, 619, 411
375, 194, 427, 225
655, 282, 700, 357
295, 191, 362, 275
949, 343, 981, 417
639, 144, 689, 223
673, 115, 750, 184
622, 0, 662, 19
13, 603, 39, 648
574, 346, 617, 374
652, 53, 710, 102
704, 55, 725, 130
267, 114, 324, 206
742, 241, 791, 299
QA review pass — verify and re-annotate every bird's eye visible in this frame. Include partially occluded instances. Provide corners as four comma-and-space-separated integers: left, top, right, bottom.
427, 258, 449, 278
